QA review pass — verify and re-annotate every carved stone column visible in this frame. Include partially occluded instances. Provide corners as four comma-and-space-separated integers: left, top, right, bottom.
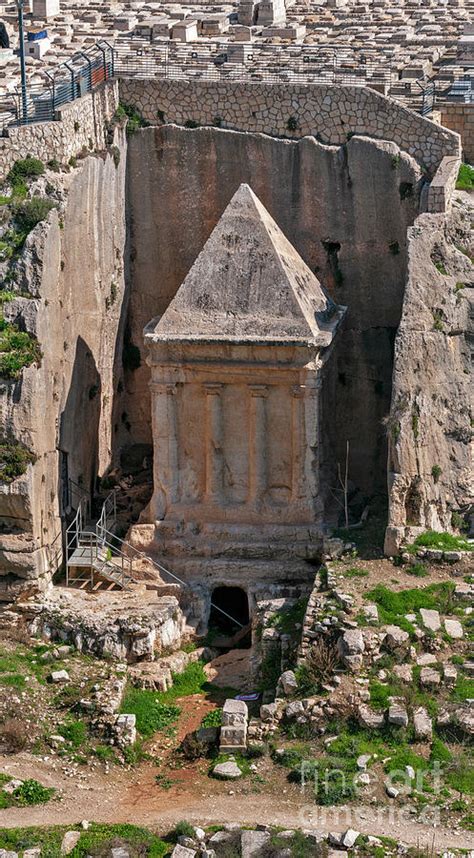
204, 383, 224, 504
248, 384, 268, 506
150, 382, 179, 519
303, 379, 321, 508
291, 384, 305, 505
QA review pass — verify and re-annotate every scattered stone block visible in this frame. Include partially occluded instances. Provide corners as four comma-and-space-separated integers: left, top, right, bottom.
212, 760, 243, 779
279, 670, 298, 695
414, 706, 432, 739
170, 846, 197, 858
419, 609, 441, 632
444, 619, 463, 638
285, 700, 304, 719
417, 653, 437, 666
342, 829, 360, 848
220, 698, 248, 752
393, 664, 413, 681
420, 667, 441, 687
49, 670, 70, 684
443, 664, 457, 686
61, 832, 81, 855
383, 625, 409, 650
363, 604, 379, 623
386, 785, 399, 798
388, 702, 408, 727
358, 704, 385, 729
241, 830, 271, 857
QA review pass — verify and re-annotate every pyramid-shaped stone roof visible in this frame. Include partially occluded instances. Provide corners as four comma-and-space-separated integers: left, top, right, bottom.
148, 184, 344, 346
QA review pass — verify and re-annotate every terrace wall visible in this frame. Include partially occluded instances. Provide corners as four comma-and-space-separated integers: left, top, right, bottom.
120, 78, 460, 175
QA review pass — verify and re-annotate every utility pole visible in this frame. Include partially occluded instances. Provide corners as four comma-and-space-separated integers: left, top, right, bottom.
15, 0, 28, 123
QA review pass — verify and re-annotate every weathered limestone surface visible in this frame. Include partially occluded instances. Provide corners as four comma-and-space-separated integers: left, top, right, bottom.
0, 128, 128, 598
385, 196, 473, 554
119, 79, 460, 174
124, 125, 421, 494
16, 587, 186, 662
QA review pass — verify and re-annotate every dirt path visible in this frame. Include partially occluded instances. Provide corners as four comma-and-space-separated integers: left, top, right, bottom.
0, 754, 473, 851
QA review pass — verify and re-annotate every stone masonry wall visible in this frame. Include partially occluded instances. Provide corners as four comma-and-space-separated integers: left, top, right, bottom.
440, 103, 474, 165
0, 81, 119, 177
119, 78, 460, 175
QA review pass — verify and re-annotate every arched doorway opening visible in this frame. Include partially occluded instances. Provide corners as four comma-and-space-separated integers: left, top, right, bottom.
209, 586, 251, 648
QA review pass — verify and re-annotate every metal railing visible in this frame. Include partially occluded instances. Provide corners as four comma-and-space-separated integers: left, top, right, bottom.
1, 40, 114, 131
113, 39, 394, 90
64, 489, 244, 627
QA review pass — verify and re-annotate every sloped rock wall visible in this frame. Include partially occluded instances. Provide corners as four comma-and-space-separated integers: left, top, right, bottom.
0, 128, 128, 599
385, 195, 473, 553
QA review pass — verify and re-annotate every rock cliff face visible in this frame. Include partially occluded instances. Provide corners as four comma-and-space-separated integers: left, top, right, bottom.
123, 125, 421, 500
385, 192, 473, 553
0, 128, 128, 599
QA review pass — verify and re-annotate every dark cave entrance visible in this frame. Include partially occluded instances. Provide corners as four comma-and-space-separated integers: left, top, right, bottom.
209, 586, 251, 648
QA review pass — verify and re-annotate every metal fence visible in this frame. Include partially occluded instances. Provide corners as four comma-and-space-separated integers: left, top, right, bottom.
113, 39, 395, 91
0, 40, 114, 131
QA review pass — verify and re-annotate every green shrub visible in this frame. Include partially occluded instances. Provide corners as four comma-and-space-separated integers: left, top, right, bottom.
431, 464, 442, 483
116, 103, 150, 136
456, 163, 474, 191
13, 779, 54, 806
7, 158, 45, 193
13, 197, 56, 234
201, 708, 222, 728
120, 688, 180, 738
0, 320, 42, 380
413, 531, 472, 552
58, 719, 87, 748
0, 436, 35, 482
173, 820, 196, 840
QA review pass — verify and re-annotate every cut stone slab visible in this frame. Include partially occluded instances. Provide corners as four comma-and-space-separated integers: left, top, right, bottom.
358, 704, 385, 729
170, 846, 197, 858
241, 830, 271, 857
49, 670, 70, 684
388, 702, 409, 727
61, 832, 81, 855
419, 609, 441, 632
393, 664, 413, 681
443, 665, 458, 686
416, 653, 437, 666
212, 760, 243, 779
444, 619, 463, 639
413, 706, 432, 740
420, 667, 441, 687
383, 625, 410, 650
363, 604, 379, 623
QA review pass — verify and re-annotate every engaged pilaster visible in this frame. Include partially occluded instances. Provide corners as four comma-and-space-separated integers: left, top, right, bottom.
204, 383, 224, 504
150, 381, 179, 519
248, 384, 268, 506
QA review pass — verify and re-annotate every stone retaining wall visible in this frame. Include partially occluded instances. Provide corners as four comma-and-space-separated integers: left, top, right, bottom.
440, 103, 474, 165
119, 78, 460, 175
0, 80, 119, 176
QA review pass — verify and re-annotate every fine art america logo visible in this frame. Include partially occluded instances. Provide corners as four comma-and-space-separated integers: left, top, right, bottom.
296, 759, 444, 827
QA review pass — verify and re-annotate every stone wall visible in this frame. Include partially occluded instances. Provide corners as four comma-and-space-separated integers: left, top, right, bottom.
124, 125, 422, 498
440, 103, 474, 165
0, 80, 119, 177
119, 78, 460, 175
0, 125, 128, 600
